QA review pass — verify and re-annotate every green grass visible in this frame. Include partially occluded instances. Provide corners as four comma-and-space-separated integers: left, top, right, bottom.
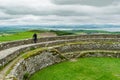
0, 31, 38, 42
0, 30, 73, 42
30, 58, 120, 80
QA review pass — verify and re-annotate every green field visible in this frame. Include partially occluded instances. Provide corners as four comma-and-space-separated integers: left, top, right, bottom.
0, 31, 36, 42
0, 30, 73, 42
30, 58, 120, 80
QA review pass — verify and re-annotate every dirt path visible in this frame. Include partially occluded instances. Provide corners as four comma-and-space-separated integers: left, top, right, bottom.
38, 32, 57, 38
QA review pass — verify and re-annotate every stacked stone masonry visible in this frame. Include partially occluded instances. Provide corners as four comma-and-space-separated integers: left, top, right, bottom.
0, 34, 120, 80
7, 41, 120, 80
0, 38, 120, 68
0, 34, 120, 50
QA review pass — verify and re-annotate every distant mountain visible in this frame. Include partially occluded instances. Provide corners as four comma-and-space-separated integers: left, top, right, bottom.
0, 24, 120, 34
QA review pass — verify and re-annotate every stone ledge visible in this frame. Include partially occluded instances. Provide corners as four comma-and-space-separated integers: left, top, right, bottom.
1, 38, 120, 69
0, 34, 120, 50
6, 43, 120, 80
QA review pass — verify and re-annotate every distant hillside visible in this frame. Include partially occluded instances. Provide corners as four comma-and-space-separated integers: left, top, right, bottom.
0, 24, 120, 34
50, 30, 120, 35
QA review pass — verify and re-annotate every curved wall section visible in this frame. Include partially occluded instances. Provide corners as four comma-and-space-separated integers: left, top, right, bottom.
1, 38, 120, 68
6, 51, 65, 80
0, 34, 120, 50
6, 42, 120, 80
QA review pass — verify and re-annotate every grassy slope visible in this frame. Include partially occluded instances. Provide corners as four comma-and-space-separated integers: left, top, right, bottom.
30, 58, 120, 80
0, 31, 36, 42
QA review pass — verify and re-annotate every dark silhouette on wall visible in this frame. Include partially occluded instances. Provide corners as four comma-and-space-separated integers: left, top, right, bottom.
33, 33, 37, 43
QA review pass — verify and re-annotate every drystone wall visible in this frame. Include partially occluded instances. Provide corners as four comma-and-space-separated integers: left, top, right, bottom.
6, 51, 65, 80
6, 42, 120, 80
0, 38, 120, 68
0, 39, 77, 67
0, 34, 120, 50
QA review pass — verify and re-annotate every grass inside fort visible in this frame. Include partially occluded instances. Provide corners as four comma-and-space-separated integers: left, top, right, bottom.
30, 58, 120, 80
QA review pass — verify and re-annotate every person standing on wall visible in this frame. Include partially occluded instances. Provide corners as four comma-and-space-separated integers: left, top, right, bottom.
33, 33, 37, 43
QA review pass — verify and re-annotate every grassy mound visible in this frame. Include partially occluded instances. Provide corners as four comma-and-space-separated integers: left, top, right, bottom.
30, 58, 120, 80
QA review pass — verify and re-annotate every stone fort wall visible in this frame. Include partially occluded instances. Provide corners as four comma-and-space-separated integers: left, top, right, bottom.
0, 38, 120, 68
0, 34, 120, 50
0, 34, 119, 80
6, 42, 120, 80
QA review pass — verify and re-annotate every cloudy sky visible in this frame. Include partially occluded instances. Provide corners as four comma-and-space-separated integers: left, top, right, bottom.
0, 0, 120, 25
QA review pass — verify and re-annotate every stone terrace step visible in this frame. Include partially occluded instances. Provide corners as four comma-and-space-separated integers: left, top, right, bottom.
0, 34, 120, 51
0, 39, 83, 67
0, 38, 120, 68
0, 36, 119, 80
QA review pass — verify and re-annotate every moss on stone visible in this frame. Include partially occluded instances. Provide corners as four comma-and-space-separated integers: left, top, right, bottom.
5, 41, 120, 79
22, 41, 120, 59
23, 72, 30, 80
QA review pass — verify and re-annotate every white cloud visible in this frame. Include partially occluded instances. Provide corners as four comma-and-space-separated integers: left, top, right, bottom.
52, 0, 119, 6
0, 0, 119, 24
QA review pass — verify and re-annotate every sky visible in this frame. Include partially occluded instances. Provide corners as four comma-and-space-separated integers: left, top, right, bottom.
0, 0, 120, 25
